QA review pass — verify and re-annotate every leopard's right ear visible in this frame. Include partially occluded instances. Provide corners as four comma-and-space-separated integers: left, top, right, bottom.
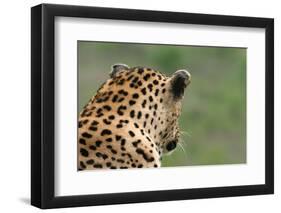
110, 64, 129, 78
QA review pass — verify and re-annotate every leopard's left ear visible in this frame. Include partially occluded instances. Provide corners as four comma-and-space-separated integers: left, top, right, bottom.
110, 64, 129, 78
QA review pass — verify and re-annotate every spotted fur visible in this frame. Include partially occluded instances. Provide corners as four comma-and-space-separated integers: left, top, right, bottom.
78, 64, 191, 170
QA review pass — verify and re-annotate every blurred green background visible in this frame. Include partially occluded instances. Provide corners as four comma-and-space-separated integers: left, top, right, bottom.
78, 41, 246, 167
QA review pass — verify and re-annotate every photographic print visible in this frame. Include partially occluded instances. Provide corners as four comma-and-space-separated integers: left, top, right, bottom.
31, 4, 273, 208
78, 41, 246, 170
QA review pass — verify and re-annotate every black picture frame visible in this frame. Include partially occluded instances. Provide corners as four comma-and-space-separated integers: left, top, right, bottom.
31, 3, 274, 209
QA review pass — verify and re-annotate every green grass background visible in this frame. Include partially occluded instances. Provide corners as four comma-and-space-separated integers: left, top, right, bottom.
78, 41, 246, 167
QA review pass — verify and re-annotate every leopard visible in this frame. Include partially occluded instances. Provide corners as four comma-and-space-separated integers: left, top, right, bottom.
78, 64, 191, 170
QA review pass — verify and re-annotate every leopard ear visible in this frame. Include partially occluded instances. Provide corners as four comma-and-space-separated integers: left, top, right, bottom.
110, 64, 129, 78
170, 69, 191, 99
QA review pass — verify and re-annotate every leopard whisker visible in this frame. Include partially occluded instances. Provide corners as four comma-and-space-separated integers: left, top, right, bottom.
180, 130, 191, 137
177, 138, 189, 162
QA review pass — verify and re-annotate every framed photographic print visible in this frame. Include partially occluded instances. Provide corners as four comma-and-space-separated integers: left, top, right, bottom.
31, 3, 274, 209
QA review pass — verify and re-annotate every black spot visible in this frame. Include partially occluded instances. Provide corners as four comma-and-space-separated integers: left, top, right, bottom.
106, 162, 112, 167
130, 110, 135, 118
110, 166, 117, 169
96, 108, 103, 114
78, 121, 83, 128
121, 139, 126, 146
96, 113, 104, 117
108, 115, 115, 120
103, 105, 111, 111
141, 88, 146, 95
93, 164, 103, 168
137, 81, 143, 86
149, 96, 153, 102
137, 111, 142, 119
86, 159, 94, 164
95, 98, 103, 103
79, 138, 86, 145
82, 132, 92, 138
162, 133, 168, 139
162, 88, 166, 94
154, 104, 158, 110
89, 145, 96, 150
141, 100, 147, 108
106, 138, 112, 142
103, 119, 111, 125
161, 83, 165, 87
89, 126, 97, 131
117, 159, 125, 163
157, 74, 162, 80
118, 89, 128, 96
155, 89, 159, 96
116, 135, 122, 141
80, 148, 89, 157
129, 83, 135, 88
101, 129, 112, 136
153, 80, 159, 85
137, 68, 144, 74
134, 123, 139, 128
111, 149, 117, 154
117, 78, 125, 85
121, 119, 129, 124
112, 95, 118, 102
129, 100, 136, 106
148, 84, 153, 92
118, 97, 125, 102
95, 140, 102, 147
136, 148, 154, 162
132, 76, 139, 83
116, 124, 123, 128
117, 105, 127, 116
83, 119, 89, 124
80, 161, 86, 169
145, 113, 149, 119
128, 131, 135, 137
143, 74, 151, 81
96, 152, 108, 159
132, 93, 139, 99
127, 75, 134, 81
91, 120, 99, 126
132, 140, 141, 147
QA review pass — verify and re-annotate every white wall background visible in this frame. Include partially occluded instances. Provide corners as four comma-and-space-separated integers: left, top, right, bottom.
0, 0, 279, 212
